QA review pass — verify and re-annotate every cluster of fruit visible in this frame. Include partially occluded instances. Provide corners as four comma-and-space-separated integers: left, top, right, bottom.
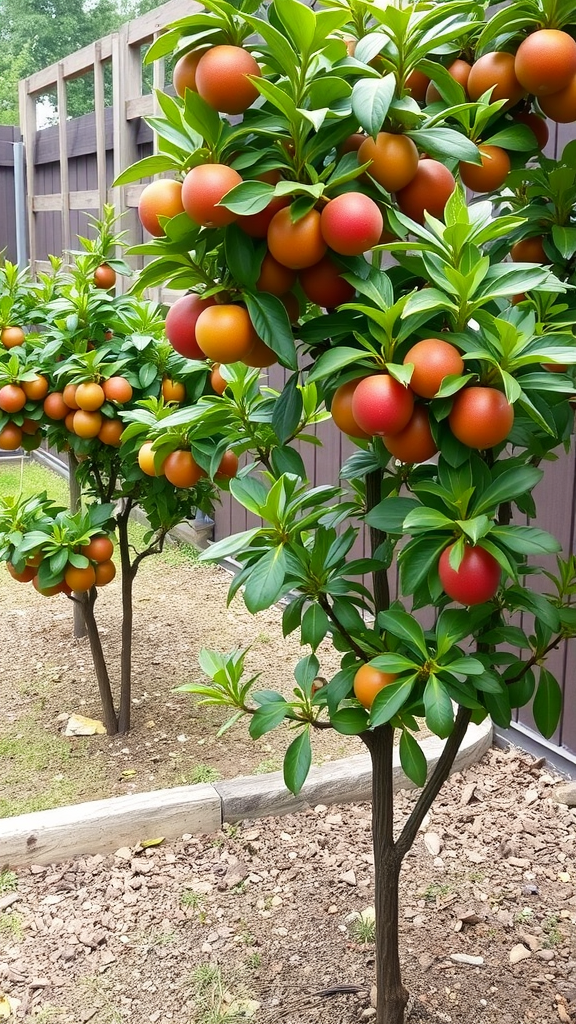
6, 534, 116, 596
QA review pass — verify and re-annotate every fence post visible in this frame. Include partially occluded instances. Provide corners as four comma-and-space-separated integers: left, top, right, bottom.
112, 23, 142, 289
13, 140, 28, 270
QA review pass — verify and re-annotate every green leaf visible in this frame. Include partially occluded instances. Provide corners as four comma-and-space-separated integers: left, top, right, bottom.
482, 124, 537, 151
243, 547, 287, 613
308, 347, 373, 384
275, 0, 316, 53
113, 154, 180, 186
491, 525, 561, 556
301, 603, 329, 651
351, 75, 396, 137
551, 225, 576, 260
369, 653, 420, 674
378, 609, 428, 658
331, 707, 368, 734
229, 477, 268, 515
403, 507, 454, 533
532, 668, 562, 740
435, 608, 472, 657
219, 181, 275, 215
483, 686, 512, 728
183, 89, 222, 146
399, 730, 427, 787
408, 128, 479, 162
283, 728, 312, 795
272, 374, 302, 444
198, 527, 261, 562
369, 676, 416, 727
445, 657, 485, 677
423, 675, 454, 738
249, 701, 288, 739
472, 466, 543, 515
243, 292, 297, 370
365, 497, 421, 533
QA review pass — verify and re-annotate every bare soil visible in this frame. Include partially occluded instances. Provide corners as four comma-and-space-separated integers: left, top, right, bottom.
1, 748, 575, 1024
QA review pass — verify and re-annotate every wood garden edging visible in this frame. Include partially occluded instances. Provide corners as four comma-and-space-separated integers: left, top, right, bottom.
0, 718, 492, 867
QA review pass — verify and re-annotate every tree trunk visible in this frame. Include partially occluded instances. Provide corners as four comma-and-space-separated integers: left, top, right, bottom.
363, 727, 409, 1024
68, 451, 87, 639
78, 591, 118, 734
116, 503, 134, 734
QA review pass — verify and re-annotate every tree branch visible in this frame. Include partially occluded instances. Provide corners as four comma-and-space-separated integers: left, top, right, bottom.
318, 593, 368, 661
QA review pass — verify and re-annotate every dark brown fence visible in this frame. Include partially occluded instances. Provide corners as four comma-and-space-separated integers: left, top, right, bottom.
0, 127, 20, 262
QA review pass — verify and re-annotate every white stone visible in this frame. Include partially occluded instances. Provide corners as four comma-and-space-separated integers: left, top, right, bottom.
509, 943, 532, 964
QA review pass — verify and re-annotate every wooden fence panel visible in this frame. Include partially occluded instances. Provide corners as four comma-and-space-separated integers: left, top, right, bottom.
0, 127, 19, 262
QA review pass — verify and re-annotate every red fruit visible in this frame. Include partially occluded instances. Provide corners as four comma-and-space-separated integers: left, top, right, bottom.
438, 544, 501, 605
195, 45, 261, 115
357, 133, 419, 193
0, 384, 26, 414
351, 375, 415, 436
299, 255, 356, 308
396, 160, 456, 224
165, 292, 217, 359
513, 111, 549, 149
267, 207, 327, 270
383, 405, 438, 463
320, 192, 383, 256
403, 338, 464, 399
138, 179, 185, 237
7, 562, 37, 583
238, 196, 288, 238
330, 378, 371, 439
181, 164, 242, 229
449, 387, 514, 449
467, 51, 526, 109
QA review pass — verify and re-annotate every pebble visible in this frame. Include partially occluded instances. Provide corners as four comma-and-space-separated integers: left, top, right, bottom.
510, 944, 532, 964
340, 870, 357, 886
424, 832, 442, 857
450, 953, 484, 966
553, 782, 576, 807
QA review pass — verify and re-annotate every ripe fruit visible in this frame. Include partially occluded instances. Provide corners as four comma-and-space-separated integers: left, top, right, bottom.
0, 423, 22, 449
43, 392, 69, 420
449, 387, 514, 448
195, 45, 261, 115
330, 379, 371, 439
438, 544, 501, 605
539, 75, 576, 123
405, 68, 431, 101
267, 207, 327, 269
164, 449, 204, 488
161, 378, 186, 403
0, 384, 26, 414
403, 338, 464, 398
138, 441, 166, 477
65, 563, 97, 593
243, 336, 279, 368
299, 255, 355, 308
76, 382, 105, 411
256, 252, 297, 296
173, 47, 207, 97
94, 263, 116, 289
513, 110, 549, 149
165, 292, 217, 359
181, 163, 242, 229
340, 132, 366, 154
1, 326, 25, 348
396, 160, 456, 223
357, 132, 419, 193
65, 410, 76, 432
425, 59, 472, 103
63, 383, 79, 409
238, 195, 288, 238
514, 29, 576, 96
459, 145, 511, 193
280, 291, 301, 325
94, 559, 116, 586
81, 535, 114, 563
210, 364, 228, 395
510, 235, 548, 263
353, 664, 397, 710
102, 376, 133, 404
467, 51, 526, 108
351, 375, 414, 436
383, 405, 439, 463
138, 179, 185, 237
216, 450, 239, 478
195, 304, 258, 362
7, 562, 36, 583
98, 418, 124, 447
33, 576, 67, 597
320, 192, 383, 256
22, 374, 49, 401
21, 418, 40, 435
73, 410, 103, 438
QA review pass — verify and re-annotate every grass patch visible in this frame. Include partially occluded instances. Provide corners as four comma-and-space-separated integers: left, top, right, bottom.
0, 713, 104, 818
188, 764, 221, 784
0, 869, 17, 893
0, 912, 24, 940
0, 458, 69, 506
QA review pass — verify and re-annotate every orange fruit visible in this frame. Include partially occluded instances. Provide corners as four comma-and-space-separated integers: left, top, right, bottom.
138, 179, 185, 237
22, 374, 49, 401
513, 110, 549, 149
396, 159, 456, 223
459, 145, 511, 193
43, 392, 69, 420
7, 562, 37, 583
320, 192, 383, 256
161, 378, 186, 403
103, 377, 133, 404
195, 305, 258, 363
94, 264, 116, 289
267, 207, 327, 270
138, 441, 166, 476
0, 423, 23, 449
467, 51, 526, 108
539, 75, 576, 122
510, 236, 549, 263
182, 163, 242, 229
210, 364, 228, 395
405, 68, 430, 101
353, 664, 397, 710
81, 535, 114, 562
1, 326, 25, 348
514, 29, 576, 96
65, 563, 97, 592
98, 418, 124, 447
173, 47, 208, 97
449, 387, 514, 448
330, 379, 371, 439
403, 338, 464, 398
73, 410, 103, 438
216, 450, 239, 478
0, 384, 26, 414
195, 45, 261, 115
243, 336, 279, 368
256, 252, 297, 296
64, 410, 76, 432
76, 382, 105, 411
63, 383, 79, 409
358, 132, 419, 193
164, 449, 204, 488
299, 255, 355, 308
94, 559, 116, 586
383, 405, 438, 463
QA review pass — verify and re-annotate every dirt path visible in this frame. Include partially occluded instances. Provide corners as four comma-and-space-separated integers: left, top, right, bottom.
1, 748, 575, 1023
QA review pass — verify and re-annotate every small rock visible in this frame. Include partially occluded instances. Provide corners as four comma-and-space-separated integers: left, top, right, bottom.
424, 833, 442, 857
370, 984, 377, 1008
0, 894, 20, 911
361, 1010, 377, 1019
327, 905, 338, 914
536, 949, 555, 961
525, 789, 539, 805
558, 872, 571, 883
64, 713, 106, 736
114, 847, 132, 861
519, 932, 540, 952
340, 870, 357, 886
508, 857, 531, 868
523, 884, 539, 896
450, 953, 484, 965
553, 782, 576, 807
461, 782, 477, 805
510, 943, 532, 964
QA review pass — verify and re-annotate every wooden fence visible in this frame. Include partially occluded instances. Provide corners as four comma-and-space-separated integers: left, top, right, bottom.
0, 127, 20, 262
2, 3, 575, 770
